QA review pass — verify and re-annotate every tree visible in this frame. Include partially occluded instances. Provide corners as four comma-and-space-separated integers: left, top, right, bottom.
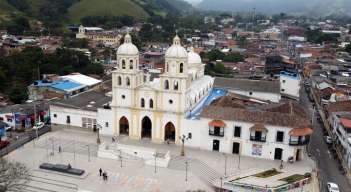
9, 84, 28, 104
0, 158, 30, 192
207, 49, 225, 61
6, 17, 31, 35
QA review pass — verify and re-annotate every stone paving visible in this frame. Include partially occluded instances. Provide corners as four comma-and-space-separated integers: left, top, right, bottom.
5, 128, 316, 192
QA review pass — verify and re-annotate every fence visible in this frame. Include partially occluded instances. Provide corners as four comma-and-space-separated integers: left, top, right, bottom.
0, 125, 51, 157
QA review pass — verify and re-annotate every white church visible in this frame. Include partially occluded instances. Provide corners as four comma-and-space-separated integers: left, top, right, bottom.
50, 34, 312, 162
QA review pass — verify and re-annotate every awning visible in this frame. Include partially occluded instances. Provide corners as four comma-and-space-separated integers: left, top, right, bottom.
289, 127, 313, 136
249, 124, 268, 132
209, 120, 226, 127
340, 118, 351, 129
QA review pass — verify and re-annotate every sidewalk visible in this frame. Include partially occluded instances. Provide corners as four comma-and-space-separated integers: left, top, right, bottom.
5, 128, 315, 192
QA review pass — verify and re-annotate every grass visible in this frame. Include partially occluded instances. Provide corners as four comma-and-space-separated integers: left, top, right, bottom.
253, 169, 282, 178
67, 0, 149, 23
279, 174, 306, 184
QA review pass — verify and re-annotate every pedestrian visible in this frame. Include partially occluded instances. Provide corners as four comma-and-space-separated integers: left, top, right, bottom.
99, 168, 102, 177
105, 172, 108, 181
166, 139, 170, 145
58, 146, 62, 153
68, 163, 72, 169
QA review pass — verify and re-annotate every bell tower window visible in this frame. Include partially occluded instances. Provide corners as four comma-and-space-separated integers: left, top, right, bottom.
122, 60, 126, 69
141, 98, 145, 108
149, 99, 154, 108
118, 76, 122, 85
126, 77, 130, 86
180, 63, 183, 73
129, 60, 133, 69
174, 81, 179, 90
164, 80, 169, 90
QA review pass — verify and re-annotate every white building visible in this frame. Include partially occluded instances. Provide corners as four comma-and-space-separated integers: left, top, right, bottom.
280, 71, 301, 100
50, 34, 312, 162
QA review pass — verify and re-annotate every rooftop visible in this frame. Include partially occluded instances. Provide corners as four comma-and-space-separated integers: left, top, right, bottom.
214, 77, 280, 94
51, 91, 111, 112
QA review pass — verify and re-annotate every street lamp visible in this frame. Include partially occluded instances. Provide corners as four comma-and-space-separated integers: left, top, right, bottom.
179, 134, 191, 156
86, 145, 91, 162
96, 124, 102, 145
220, 177, 223, 192
185, 160, 188, 182
223, 153, 227, 176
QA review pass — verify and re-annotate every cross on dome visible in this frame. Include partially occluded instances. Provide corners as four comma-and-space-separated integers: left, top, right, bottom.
173, 35, 181, 45
124, 33, 132, 44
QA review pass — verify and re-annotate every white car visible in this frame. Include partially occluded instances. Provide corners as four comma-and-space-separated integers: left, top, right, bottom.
327, 182, 340, 192
33, 122, 45, 130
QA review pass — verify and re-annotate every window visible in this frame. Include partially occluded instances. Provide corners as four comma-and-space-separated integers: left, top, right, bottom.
234, 126, 241, 137
105, 122, 109, 127
126, 77, 130, 86
149, 99, 154, 108
282, 80, 286, 83
166, 63, 169, 72
249, 92, 253, 95
209, 126, 224, 137
66, 116, 71, 124
281, 89, 285, 92
169, 99, 173, 104
164, 80, 169, 90
141, 98, 145, 108
174, 81, 179, 90
180, 63, 184, 73
53, 114, 57, 118
122, 60, 126, 69
276, 131, 284, 142
129, 60, 133, 69
118, 76, 122, 85
82, 117, 97, 129
121, 95, 125, 99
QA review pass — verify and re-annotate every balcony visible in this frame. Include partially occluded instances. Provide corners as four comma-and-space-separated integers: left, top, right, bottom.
209, 130, 224, 137
250, 135, 266, 142
289, 139, 310, 146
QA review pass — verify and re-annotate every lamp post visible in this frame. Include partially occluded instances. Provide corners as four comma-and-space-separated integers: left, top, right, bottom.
185, 160, 188, 182
223, 153, 227, 176
86, 145, 90, 162
220, 177, 223, 192
179, 134, 191, 156
96, 124, 102, 145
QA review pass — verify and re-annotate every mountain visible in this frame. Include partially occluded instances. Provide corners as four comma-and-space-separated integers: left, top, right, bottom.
197, 0, 351, 17
0, 0, 193, 24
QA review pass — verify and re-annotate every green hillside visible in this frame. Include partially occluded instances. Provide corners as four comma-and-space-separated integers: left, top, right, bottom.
0, 0, 18, 22
67, 0, 149, 23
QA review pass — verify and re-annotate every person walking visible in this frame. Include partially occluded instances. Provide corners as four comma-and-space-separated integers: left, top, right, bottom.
99, 168, 102, 177
105, 172, 108, 181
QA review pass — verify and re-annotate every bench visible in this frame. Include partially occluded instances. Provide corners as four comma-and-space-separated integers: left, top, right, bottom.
39, 163, 85, 176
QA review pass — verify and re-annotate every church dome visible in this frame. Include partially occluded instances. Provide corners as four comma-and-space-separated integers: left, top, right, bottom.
188, 48, 202, 65
117, 33, 139, 55
165, 35, 187, 58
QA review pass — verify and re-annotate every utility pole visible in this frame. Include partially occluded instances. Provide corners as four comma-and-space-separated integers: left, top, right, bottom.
185, 160, 188, 182
223, 153, 227, 176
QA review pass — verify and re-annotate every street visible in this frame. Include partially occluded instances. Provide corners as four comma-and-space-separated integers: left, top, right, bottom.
301, 87, 351, 192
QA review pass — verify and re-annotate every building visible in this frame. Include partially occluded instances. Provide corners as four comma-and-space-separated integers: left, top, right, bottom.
50, 34, 312, 162
214, 77, 281, 103
76, 25, 122, 46
280, 71, 301, 100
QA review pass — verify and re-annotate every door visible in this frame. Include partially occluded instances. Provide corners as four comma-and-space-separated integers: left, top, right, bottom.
212, 140, 220, 151
233, 142, 240, 154
274, 148, 283, 160
296, 149, 301, 161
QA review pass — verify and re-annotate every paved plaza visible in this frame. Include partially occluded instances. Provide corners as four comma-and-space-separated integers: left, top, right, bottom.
5, 128, 316, 192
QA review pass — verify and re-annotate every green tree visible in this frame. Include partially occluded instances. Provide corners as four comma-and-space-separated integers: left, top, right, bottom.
6, 17, 31, 35
9, 83, 28, 104
207, 49, 225, 61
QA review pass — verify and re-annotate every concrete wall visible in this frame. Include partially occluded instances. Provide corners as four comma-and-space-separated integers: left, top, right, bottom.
280, 74, 300, 100
50, 106, 97, 130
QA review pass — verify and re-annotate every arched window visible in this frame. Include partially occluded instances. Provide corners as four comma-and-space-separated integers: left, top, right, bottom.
164, 80, 169, 90
141, 98, 145, 108
174, 81, 179, 90
149, 99, 154, 108
166, 63, 169, 72
118, 76, 122, 85
180, 63, 184, 73
122, 60, 126, 69
129, 60, 133, 69
126, 77, 130, 86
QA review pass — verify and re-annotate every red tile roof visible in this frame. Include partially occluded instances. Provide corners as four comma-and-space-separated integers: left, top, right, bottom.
340, 118, 351, 129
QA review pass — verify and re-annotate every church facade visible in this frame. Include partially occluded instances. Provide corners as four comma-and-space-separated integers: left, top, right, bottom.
110, 34, 213, 144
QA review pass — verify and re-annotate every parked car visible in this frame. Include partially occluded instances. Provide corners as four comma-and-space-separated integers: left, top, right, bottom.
0, 140, 10, 149
324, 136, 333, 145
327, 182, 340, 192
33, 122, 45, 130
